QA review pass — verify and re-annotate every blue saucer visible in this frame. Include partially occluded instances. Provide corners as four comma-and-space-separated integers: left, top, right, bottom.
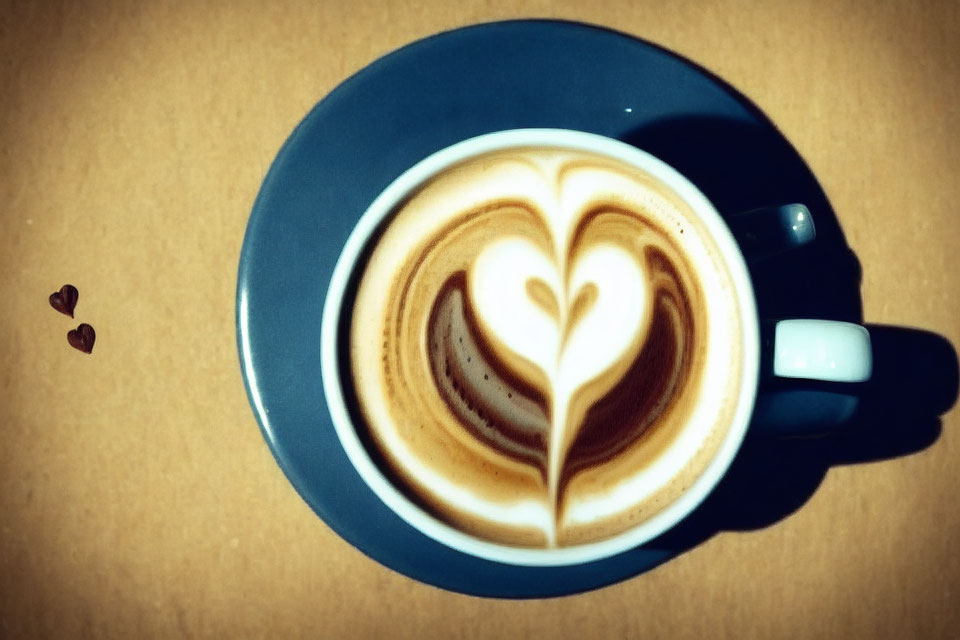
237, 20, 799, 597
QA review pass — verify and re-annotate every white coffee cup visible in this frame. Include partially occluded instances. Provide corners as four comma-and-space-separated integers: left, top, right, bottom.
320, 129, 872, 566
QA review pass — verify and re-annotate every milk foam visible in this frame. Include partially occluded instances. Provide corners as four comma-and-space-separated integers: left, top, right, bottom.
349, 147, 743, 547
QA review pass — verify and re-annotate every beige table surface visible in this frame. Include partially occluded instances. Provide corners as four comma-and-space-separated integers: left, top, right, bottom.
2, 1, 959, 638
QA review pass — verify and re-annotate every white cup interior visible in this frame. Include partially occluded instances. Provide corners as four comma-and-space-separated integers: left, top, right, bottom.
320, 129, 760, 566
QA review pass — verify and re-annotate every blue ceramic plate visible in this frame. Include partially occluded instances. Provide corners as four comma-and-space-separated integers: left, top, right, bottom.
237, 20, 818, 597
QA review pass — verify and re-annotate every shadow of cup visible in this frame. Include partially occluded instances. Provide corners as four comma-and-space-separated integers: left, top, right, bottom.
621, 115, 959, 556
653, 325, 958, 554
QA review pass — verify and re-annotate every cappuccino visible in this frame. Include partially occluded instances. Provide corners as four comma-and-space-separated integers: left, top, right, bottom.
346, 146, 744, 547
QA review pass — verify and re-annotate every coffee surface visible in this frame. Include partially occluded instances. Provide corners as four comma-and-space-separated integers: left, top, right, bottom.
348, 147, 743, 547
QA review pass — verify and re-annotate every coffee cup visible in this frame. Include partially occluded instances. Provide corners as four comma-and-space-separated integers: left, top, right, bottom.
320, 129, 872, 566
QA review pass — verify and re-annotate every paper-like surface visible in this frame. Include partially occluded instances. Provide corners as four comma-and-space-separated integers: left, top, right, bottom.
1, 1, 958, 638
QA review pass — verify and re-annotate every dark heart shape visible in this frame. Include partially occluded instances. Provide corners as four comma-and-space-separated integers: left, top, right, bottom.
67, 323, 96, 354
49, 284, 79, 317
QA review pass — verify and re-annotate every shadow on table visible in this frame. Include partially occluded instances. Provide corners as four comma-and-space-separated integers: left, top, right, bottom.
617, 116, 960, 565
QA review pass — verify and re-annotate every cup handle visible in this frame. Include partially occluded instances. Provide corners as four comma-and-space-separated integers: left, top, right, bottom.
770, 319, 872, 383
726, 203, 873, 431
751, 320, 873, 432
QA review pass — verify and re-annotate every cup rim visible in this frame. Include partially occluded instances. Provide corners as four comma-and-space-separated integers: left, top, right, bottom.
320, 128, 760, 566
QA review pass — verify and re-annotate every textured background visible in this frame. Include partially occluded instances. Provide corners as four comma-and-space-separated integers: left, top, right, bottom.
2, 1, 958, 638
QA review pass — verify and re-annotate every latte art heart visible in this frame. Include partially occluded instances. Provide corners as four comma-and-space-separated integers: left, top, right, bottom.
468, 237, 650, 516
349, 147, 744, 547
